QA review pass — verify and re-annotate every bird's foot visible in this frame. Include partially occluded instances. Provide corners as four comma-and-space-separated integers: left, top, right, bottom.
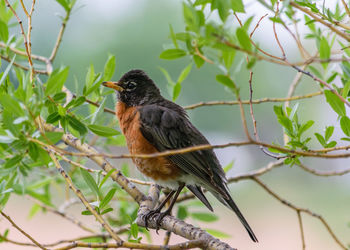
143, 209, 159, 231
155, 211, 170, 234
142, 209, 171, 233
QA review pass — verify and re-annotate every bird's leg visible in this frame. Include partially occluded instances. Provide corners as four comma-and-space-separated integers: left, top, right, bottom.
155, 183, 185, 232
144, 190, 176, 230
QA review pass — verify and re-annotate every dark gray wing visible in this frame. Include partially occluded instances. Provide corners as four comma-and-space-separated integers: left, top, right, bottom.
138, 103, 258, 242
138, 104, 228, 197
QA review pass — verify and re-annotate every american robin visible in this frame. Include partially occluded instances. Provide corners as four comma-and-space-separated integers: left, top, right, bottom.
102, 69, 258, 242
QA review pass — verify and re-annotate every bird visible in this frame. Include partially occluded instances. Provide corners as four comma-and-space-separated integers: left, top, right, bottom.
102, 69, 258, 242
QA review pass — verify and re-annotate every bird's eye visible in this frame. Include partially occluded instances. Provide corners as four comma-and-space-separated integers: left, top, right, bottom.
125, 81, 137, 91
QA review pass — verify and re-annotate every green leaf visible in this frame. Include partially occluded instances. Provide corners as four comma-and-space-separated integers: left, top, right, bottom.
172, 83, 181, 101
53, 92, 67, 102
55, 0, 69, 11
169, 24, 179, 48
101, 207, 113, 215
99, 188, 117, 209
46, 112, 61, 124
214, 0, 230, 22
231, 0, 245, 13
81, 210, 93, 215
216, 75, 235, 91
130, 223, 139, 239
325, 141, 337, 148
84, 74, 102, 96
183, 3, 204, 32
223, 161, 234, 173
298, 120, 314, 136
319, 36, 330, 68
0, 55, 16, 86
88, 124, 120, 137
325, 126, 334, 141
278, 116, 294, 135
236, 27, 251, 51
45, 67, 69, 96
28, 142, 39, 161
4, 155, 22, 168
177, 63, 192, 84
80, 168, 101, 199
177, 206, 188, 220
67, 116, 88, 136
314, 133, 326, 147
191, 212, 218, 222
159, 49, 187, 60
193, 55, 205, 68
103, 55, 116, 81
308, 66, 322, 79
324, 90, 346, 116
91, 97, 106, 124
99, 169, 116, 189
342, 80, 350, 98
159, 67, 175, 86
0, 93, 24, 116
0, 19, 9, 42
28, 204, 41, 219
340, 116, 350, 137
206, 228, 231, 238
85, 64, 95, 89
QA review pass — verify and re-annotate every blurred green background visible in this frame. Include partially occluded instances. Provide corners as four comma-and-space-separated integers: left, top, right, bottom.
2, 0, 349, 249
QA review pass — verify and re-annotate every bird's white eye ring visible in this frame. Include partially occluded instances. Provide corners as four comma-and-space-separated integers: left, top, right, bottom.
125, 81, 137, 91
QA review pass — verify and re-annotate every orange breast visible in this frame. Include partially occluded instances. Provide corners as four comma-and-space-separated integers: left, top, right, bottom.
116, 102, 181, 181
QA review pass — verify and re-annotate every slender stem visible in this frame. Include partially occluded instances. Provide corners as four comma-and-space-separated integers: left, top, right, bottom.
48, 150, 122, 243
50, 7, 72, 62
290, 2, 350, 41
296, 211, 306, 250
54, 239, 205, 250
0, 211, 47, 250
341, 0, 350, 17
4, 0, 35, 82
252, 177, 347, 250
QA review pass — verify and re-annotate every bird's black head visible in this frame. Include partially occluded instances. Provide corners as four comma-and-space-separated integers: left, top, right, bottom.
103, 69, 162, 106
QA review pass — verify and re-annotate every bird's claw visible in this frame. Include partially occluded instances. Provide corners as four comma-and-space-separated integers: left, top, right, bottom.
155, 212, 168, 234
143, 210, 170, 233
143, 209, 159, 230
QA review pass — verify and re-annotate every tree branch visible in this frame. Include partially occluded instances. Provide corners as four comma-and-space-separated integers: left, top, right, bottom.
0, 211, 47, 250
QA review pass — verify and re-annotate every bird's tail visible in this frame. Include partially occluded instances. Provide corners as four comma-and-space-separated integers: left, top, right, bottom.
221, 193, 258, 242
187, 185, 213, 212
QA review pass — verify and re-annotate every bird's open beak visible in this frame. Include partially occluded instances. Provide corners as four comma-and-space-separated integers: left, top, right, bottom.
102, 81, 124, 91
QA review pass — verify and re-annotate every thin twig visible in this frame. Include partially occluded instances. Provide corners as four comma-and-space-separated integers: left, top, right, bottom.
50, 6, 73, 62
297, 163, 350, 176
341, 0, 350, 17
194, 46, 214, 64
0, 55, 48, 75
290, 2, 350, 42
292, 65, 350, 107
0, 211, 47, 250
55, 239, 205, 250
5, 0, 35, 83
28, 196, 96, 234
252, 177, 347, 250
48, 149, 122, 243
273, 1, 286, 59
163, 231, 172, 246
184, 91, 323, 109
29, 135, 350, 160
297, 211, 306, 250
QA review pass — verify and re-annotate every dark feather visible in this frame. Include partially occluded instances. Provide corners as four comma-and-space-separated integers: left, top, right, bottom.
138, 100, 258, 242
187, 185, 213, 212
